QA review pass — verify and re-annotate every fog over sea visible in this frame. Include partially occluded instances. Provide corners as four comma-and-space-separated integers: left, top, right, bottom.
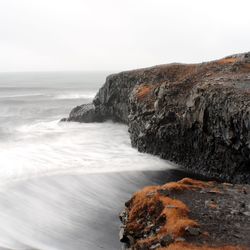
0, 72, 185, 250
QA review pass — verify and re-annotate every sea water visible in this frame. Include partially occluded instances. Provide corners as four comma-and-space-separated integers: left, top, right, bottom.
0, 72, 177, 249
0, 72, 172, 184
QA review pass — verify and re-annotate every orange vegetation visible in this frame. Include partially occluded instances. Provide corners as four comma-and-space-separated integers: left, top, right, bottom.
217, 57, 239, 65
159, 242, 247, 250
126, 178, 211, 246
163, 177, 212, 191
136, 85, 154, 100
125, 178, 248, 250
208, 187, 223, 194
158, 179, 208, 237
158, 196, 198, 237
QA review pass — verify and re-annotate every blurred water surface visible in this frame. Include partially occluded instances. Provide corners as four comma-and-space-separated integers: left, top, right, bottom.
0, 72, 180, 249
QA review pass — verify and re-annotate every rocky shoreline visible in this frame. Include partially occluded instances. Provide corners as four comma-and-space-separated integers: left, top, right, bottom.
119, 178, 250, 250
62, 52, 250, 183
62, 52, 250, 249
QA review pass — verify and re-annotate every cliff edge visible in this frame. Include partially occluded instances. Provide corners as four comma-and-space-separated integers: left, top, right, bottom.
119, 178, 250, 250
63, 52, 250, 183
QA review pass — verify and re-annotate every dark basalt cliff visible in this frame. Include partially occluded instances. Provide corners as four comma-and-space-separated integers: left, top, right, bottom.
63, 52, 250, 183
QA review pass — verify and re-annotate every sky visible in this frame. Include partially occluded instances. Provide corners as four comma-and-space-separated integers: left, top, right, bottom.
0, 0, 249, 72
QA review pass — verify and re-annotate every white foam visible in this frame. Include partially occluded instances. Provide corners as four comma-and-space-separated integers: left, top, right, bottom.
53, 92, 95, 100
0, 121, 174, 186
0, 92, 95, 100
0, 93, 43, 98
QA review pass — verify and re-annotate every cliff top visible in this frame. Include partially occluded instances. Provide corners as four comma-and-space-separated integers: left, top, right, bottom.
113, 51, 250, 74
106, 52, 250, 90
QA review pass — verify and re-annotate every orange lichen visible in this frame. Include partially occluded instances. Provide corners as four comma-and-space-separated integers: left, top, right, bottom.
217, 57, 239, 65
136, 85, 153, 100
179, 178, 212, 187
158, 196, 198, 237
159, 242, 247, 250
162, 178, 211, 191
208, 187, 223, 194
126, 178, 212, 247
124, 178, 249, 250
127, 178, 212, 235
128, 185, 159, 213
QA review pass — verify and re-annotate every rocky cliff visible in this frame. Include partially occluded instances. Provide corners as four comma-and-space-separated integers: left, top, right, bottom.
63, 52, 250, 183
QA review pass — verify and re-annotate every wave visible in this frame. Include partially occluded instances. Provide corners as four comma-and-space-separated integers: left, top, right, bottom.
0, 121, 174, 186
53, 93, 95, 100
0, 170, 180, 250
0, 93, 44, 99
0, 92, 95, 100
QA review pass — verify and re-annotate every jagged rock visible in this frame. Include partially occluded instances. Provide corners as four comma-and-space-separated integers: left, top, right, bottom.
185, 226, 201, 236
150, 243, 161, 249
160, 234, 174, 247
61, 103, 104, 122
63, 52, 250, 183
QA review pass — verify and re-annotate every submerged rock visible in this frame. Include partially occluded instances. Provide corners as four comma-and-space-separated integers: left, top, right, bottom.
63, 52, 250, 183
119, 178, 250, 250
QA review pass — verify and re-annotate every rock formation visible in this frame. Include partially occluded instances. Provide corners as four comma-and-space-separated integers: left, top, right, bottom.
119, 178, 250, 250
62, 52, 250, 183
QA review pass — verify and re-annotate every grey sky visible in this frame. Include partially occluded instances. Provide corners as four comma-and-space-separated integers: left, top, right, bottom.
0, 0, 249, 72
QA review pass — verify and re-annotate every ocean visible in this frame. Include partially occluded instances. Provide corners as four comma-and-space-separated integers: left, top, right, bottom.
0, 72, 171, 184
0, 72, 179, 249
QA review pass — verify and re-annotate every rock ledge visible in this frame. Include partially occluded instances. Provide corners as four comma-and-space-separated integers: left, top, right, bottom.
119, 178, 250, 250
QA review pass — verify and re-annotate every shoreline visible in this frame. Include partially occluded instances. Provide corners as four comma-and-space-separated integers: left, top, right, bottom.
120, 178, 250, 249
0, 169, 202, 250
63, 52, 250, 184
61, 52, 250, 249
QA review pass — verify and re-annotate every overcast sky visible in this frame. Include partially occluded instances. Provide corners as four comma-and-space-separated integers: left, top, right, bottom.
0, 0, 249, 72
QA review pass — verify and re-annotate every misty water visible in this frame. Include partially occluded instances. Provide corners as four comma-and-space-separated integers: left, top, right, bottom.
0, 72, 192, 249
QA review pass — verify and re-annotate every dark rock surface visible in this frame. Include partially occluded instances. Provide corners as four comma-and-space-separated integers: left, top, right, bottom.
62, 103, 104, 123
119, 178, 250, 250
63, 52, 250, 183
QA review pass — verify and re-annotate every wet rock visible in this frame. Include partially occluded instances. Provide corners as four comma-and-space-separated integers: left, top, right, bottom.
185, 226, 201, 236
64, 52, 250, 183
63, 103, 104, 123
160, 234, 174, 247
119, 228, 126, 242
243, 211, 250, 216
127, 235, 134, 246
119, 228, 134, 247
119, 210, 128, 224
157, 189, 170, 196
149, 243, 161, 249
